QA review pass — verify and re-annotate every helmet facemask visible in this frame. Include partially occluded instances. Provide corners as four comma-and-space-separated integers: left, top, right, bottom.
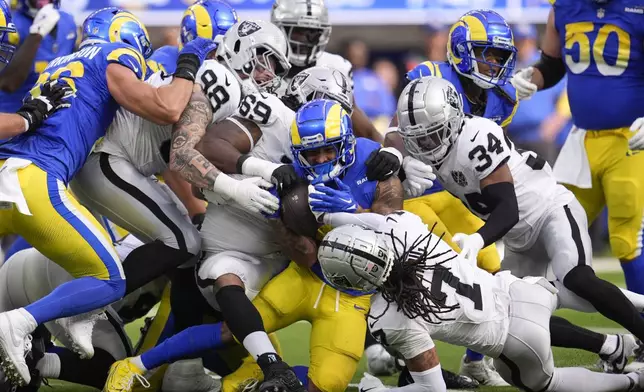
292, 135, 355, 183
280, 23, 331, 67
225, 43, 290, 95
464, 41, 517, 89
0, 25, 15, 65
400, 110, 463, 166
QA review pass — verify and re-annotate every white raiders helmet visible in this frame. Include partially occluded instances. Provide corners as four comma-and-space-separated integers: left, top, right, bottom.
318, 224, 394, 294
282, 66, 353, 114
397, 76, 465, 165
216, 19, 291, 94
271, 0, 331, 67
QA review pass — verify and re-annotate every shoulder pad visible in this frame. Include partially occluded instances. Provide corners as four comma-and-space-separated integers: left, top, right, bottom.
236, 92, 293, 128
494, 83, 518, 106
196, 60, 242, 123
106, 43, 147, 81
406, 61, 451, 81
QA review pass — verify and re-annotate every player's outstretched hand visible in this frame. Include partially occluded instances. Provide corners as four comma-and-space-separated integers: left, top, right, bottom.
180, 37, 218, 64
231, 177, 280, 216
510, 67, 538, 101
453, 232, 484, 266
29, 3, 60, 37
629, 117, 644, 150
366, 147, 402, 181
17, 80, 72, 133
309, 177, 358, 215
402, 156, 435, 198
358, 373, 388, 392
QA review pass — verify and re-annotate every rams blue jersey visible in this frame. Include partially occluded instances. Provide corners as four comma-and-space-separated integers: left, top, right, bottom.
407, 61, 518, 195
307, 137, 381, 295
552, 0, 644, 130
0, 10, 77, 112
0, 42, 146, 184
147, 45, 178, 77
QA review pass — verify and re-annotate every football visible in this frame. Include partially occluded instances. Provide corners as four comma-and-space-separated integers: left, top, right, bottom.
280, 182, 319, 239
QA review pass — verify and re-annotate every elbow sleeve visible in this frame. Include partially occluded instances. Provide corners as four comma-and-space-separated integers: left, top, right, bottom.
533, 52, 566, 89
477, 181, 519, 246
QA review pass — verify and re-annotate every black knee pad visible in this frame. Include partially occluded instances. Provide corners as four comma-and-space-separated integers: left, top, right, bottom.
562, 265, 596, 291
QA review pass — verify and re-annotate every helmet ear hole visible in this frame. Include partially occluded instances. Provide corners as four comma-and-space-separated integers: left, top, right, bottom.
233, 39, 241, 53
242, 62, 253, 74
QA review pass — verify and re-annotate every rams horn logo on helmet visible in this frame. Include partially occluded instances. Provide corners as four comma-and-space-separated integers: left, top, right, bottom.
238, 21, 262, 37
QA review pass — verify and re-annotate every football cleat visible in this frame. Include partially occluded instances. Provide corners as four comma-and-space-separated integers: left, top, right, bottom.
600, 334, 638, 374
56, 309, 107, 359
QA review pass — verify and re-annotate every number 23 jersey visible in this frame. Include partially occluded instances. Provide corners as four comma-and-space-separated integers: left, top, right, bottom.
434, 116, 572, 245
368, 211, 514, 359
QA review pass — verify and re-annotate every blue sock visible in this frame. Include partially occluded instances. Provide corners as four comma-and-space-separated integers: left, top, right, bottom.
141, 324, 223, 370
621, 254, 644, 295
293, 366, 309, 389
25, 277, 125, 324
4, 236, 33, 261
466, 349, 484, 361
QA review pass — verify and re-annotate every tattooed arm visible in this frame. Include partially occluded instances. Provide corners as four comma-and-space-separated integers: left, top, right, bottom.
269, 219, 318, 268
370, 175, 404, 215
169, 85, 220, 189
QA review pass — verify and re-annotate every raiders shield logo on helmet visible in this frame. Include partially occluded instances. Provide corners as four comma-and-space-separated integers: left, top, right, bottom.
451, 171, 467, 187
289, 72, 310, 92
238, 21, 262, 37
445, 86, 460, 110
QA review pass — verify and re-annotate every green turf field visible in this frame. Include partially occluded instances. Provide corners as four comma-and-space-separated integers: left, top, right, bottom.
41, 271, 629, 391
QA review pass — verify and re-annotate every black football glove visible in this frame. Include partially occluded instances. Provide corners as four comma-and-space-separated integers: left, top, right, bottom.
365, 147, 403, 181
17, 80, 72, 133
271, 164, 301, 197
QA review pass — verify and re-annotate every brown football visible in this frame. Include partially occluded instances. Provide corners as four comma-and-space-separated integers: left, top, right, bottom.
281, 182, 319, 239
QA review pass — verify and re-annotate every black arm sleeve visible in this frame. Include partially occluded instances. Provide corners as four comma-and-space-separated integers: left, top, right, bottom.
476, 181, 519, 247
533, 51, 567, 89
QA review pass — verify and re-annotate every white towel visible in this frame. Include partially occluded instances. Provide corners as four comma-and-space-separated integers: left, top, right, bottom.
552, 126, 592, 189
0, 158, 33, 216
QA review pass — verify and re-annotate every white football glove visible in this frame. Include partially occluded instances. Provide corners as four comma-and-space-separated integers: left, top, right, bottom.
365, 344, 398, 377
453, 232, 484, 266
210, 175, 279, 215
629, 117, 644, 150
358, 373, 388, 392
29, 4, 60, 37
510, 67, 538, 101
402, 156, 436, 198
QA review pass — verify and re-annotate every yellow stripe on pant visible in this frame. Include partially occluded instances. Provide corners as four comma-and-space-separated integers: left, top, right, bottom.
403, 190, 501, 273
0, 161, 123, 280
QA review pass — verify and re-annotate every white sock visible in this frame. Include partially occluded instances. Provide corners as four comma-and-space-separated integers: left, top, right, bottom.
36, 353, 60, 378
131, 356, 147, 371
619, 288, 644, 312
600, 335, 618, 356
242, 331, 277, 360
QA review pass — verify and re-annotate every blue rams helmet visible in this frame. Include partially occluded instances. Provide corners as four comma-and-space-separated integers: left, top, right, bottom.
291, 99, 356, 183
0, 0, 16, 64
447, 9, 517, 89
180, 0, 237, 49
80, 7, 153, 59
17, 0, 59, 18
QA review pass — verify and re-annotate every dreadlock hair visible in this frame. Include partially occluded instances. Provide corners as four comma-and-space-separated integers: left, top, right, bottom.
370, 222, 461, 325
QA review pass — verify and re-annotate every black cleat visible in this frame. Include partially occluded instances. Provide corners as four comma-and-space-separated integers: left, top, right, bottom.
398, 366, 479, 389
257, 353, 305, 392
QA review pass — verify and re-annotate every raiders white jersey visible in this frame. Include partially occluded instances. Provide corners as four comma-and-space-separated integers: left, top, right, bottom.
368, 211, 515, 359
200, 92, 295, 258
433, 116, 573, 246
277, 51, 353, 97
96, 60, 242, 177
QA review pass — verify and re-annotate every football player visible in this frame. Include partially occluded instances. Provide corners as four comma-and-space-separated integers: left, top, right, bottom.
0, 7, 216, 387
103, 96, 404, 392
147, 0, 237, 76
0, 1, 71, 139
510, 0, 644, 329
270, 0, 384, 144
375, 9, 517, 384
397, 76, 644, 375
316, 213, 644, 392
0, 0, 76, 112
